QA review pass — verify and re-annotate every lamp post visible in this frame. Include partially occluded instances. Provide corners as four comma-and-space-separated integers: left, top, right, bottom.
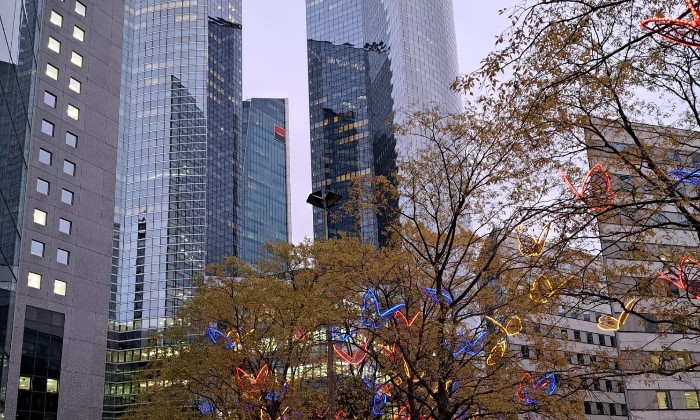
306, 189, 342, 414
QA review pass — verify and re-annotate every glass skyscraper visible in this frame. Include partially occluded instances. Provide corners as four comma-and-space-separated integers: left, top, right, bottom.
306, 0, 461, 243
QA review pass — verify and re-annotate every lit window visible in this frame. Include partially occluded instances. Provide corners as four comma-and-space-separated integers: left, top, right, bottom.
46, 63, 59, 80
46, 378, 59, 393
72, 25, 85, 42
49, 11, 63, 27
75, 1, 86, 16
27, 272, 41, 289
53, 280, 66, 296
686, 391, 700, 409
58, 218, 72, 234
41, 120, 55, 136
43, 91, 57, 108
30, 240, 44, 257
66, 132, 78, 148
36, 178, 50, 195
68, 77, 81, 94
657, 391, 671, 409
33, 209, 47, 226
67, 104, 79, 120
70, 51, 83, 67
63, 160, 75, 176
60, 189, 73, 205
18, 377, 31, 390
38, 148, 52, 165
57, 248, 69, 265
47, 37, 61, 53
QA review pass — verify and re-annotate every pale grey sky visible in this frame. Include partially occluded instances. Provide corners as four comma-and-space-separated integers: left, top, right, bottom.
242, 1, 513, 243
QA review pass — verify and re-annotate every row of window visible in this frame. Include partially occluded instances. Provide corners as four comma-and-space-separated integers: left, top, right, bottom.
656, 390, 700, 410
41, 120, 78, 147
38, 147, 75, 175
26, 271, 66, 297
29, 241, 70, 266
18, 376, 59, 393
584, 401, 627, 416
529, 322, 617, 347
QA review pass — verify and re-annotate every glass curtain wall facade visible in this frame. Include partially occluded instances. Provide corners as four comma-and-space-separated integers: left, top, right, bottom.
105, 0, 242, 417
239, 98, 291, 263
306, 0, 460, 243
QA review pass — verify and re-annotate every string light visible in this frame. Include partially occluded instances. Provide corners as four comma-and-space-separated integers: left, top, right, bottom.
516, 224, 550, 257
486, 339, 506, 366
516, 373, 556, 405
669, 163, 700, 184
658, 256, 700, 299
450, 331, 487, 356
597, 299, 639, 331
423, 287, 453, 305
206, 327, 236, 349
394, 311, 420, 327
361, 289, 405, 329
641, 0, 700, 47
560, 164, 615, 211
484, 315, 522, 336
333, 342, 368, 364
235, 364, 269, 393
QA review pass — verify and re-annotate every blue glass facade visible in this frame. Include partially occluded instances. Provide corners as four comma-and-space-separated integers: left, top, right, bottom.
239, 98, 290, 263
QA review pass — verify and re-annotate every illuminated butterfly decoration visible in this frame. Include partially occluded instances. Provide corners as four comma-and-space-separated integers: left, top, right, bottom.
197, 400, 214, 414
379, 341, 404, 361
265, 382, 289, 402
423, 287, 453, 305
314, 407, 346, 419
484, 315, 522, 336
394, 310, 420, 328
235, 364, 269, 393
486, 339, 506, 366
333, 342, 368, 365
515, 373, 556, 405
515, 223, 550, 257
293, 327, 311, 341
363, 377, 397, 415
360, 289, 405, 329
393, 406, 431, 420
597, 299, 639, 331
330, 326, 357, 343
206, 327, 236, 349
641, 0, 700, 48
447, 331, 488, 356
560, 164, 615, 211
658, 256, 700, 299
529, 275, 571, 304
669, 163, 700, 184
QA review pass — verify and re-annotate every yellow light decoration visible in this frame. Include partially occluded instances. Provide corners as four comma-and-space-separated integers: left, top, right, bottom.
529, 275, 571, 304
486, 339, 506, 366
597, 299, 638, 331
484, 315, 522, 336
516, 223, 550, 257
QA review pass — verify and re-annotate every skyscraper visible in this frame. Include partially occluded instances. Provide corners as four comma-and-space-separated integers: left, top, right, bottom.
0, 0, 123, 418
306, 0, 461, 243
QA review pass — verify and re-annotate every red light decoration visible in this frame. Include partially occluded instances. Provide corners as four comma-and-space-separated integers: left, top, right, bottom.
333, 342, 368, 365
560, 164, 615, 211
379, 342, 404, 361
516, 224, 550, 257
658, 256, 700, 299
235, 364, 269, 393
393, 406, 430, 420
516, 373, 556, 405
293, 326, 310, 341
641, 0, 700, 48
394, 310, 420, 328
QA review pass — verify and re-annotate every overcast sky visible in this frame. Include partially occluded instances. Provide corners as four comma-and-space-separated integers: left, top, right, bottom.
242, 0, 513, 243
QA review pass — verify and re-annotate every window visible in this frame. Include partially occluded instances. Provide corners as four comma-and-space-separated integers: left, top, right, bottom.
574, 330, 581, 341
46, 63, 59, 80
621, 404, 628, 415
584, 402, 591, 415
53, 280, 66, 296
610, 336, 616, 347
560, 328, 568, 340
47, 36, 61, 53
36, 178, 50, 195
33, 209, 47, 226
43, 91, 57, 108
60, 189, 73, 205
27, 272, 41, 289
686, 391, 699, 409
520, 345, 530, 359
56, 249, 69, 265
46, 378, 59, 393
67, 104, 79, 120
598, 334, 607, 346
595, 402, 604, 415
66, 132, 78, 148
70, 51, 83, 67
72, 25, 85, 42
586, 332, 594, 344
68, 77, 81, 94
49, 11, 63, 27
18, 377, 31, 390
75, 1, 86, 16
58, 218, 71, 234
609, 403, 617, 416
30, 240, 44, 257
63, 160, 75, 176
657, 391, 671, 409
583, 311, 591, 321
605, 380, 613, 392
577, 353, 585, 365
38, 148, 52, 165
41, 119, 55, 136
593, 380, 601, 391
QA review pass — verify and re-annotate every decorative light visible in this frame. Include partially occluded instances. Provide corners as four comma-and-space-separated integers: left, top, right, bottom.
235, 364, 269, 393
516, 224, 550, 257
197, 400, 213, 414
529, 275, 570, 304
658, 256, 700, 299
641, 0, 700, 47
330, 326, 357, 342
560, 164, 615, 211
361, 289, 405, 329
486, 339, 506, 366
265, 383, 289, 402
450, 331, 487, 356
597, 299, 639, 331
333, 342, 368, 364
515, 373, 556, 404
206, 327, 236, 349
669, 163, 700, 184
379, 342, 404, 361
394, 310, 420, 327
293, 327, 309, 341
363, 378, 396, 416
484, 315, 522, 336
423, 287, 453, 305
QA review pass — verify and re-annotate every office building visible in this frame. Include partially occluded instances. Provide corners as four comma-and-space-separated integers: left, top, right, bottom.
306, 0, 461, 243
0, 0, 123, 418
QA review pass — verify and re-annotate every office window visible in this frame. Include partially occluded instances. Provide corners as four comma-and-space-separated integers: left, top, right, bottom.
593, 380, 601, 391
47, 37, 61, 53
621, 404, 627, 415
43, 91, 57, 108
605, 380, 613, 392
49, 11, 63, 27
60, 189, 73, 205
75, 1, 86, 16
657, 391, 671, 409
63, 160, 75, 176
70, 51, 83, 67
36, 179, 50, 195
584, 401, 591, 414
520, 345, 530, 359
53, 281, 66, 297
30, 241, 44, 257
68, 77, 81, 94
41, 120, 55, 136
686, 391, 700, 409
27, 273, 41, 289
574, 330, 581, 341
33, 209, 47, 226
595, 402, 604, 415
46, 379, 59, 393
46, 63, 59, 80
577, 353, 585, 365
72, 25, 84, 42
38, 149, 52, 165
609, 403, 616, 416
610, 336, 616, 347
56, 249, 69, 265
18, 377, 31, 390
598, 334, 607, 346
66, 132, 78, 148
58, 218, 71, 234
586, 332, 594, 344
67, 104, 79, 120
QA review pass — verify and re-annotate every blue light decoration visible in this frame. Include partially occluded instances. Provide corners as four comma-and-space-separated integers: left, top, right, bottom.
669, 163, 700, 185
363, 377, 394, 416
449, 331, 487, 356
360, 289, 405, 329
197, 400, 213, 414
206, 327, 236, 349
330, 326, 357, 343
423, 287, 453, 305
449, 380, 461, 395
372, 393, 388, 415
265, 383, 289, 402
516, 372, 556, 405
